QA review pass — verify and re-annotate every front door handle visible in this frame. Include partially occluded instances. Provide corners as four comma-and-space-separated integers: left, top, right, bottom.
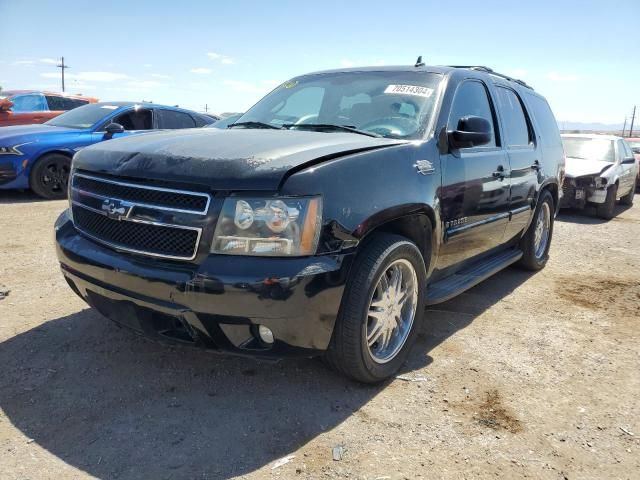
492, 165, 506, 179
531, 160, 541, 171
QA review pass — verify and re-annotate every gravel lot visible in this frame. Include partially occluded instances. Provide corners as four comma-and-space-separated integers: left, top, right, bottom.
0, 190, 638, 480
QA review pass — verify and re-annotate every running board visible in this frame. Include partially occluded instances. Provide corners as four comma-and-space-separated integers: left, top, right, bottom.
426, 249, 523, 305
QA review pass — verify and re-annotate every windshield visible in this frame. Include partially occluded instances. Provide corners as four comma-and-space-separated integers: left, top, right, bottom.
45, 103, 120, 129
562, 137, 615, 163
236, 71, 443, 139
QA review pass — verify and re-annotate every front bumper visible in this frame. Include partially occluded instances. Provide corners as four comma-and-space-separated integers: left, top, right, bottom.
0, 157, 30, 190
560, 180, 607, 208
55, 210, 352, 358
0, 161, 18, 186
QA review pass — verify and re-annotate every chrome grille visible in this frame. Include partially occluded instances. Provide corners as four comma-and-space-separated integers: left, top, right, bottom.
70, 173, 209, 260
73, 173, 210, 214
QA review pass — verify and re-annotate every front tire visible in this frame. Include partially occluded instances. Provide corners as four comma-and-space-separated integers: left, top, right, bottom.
30, 153, 71, 200
518, 190, 554, 271
596, 183, 618, 219
324, 233, 427, 383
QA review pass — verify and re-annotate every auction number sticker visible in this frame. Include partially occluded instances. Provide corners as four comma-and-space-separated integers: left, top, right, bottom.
384, 84, 434, 97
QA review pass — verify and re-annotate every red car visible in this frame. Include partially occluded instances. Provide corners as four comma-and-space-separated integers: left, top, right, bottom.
0, 90, 98, 127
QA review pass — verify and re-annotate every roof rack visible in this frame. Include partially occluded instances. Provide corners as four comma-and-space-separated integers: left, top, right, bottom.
447, 65, 533, 90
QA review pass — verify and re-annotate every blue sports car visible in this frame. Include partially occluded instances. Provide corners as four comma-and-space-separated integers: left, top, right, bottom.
0, 102, 215, 198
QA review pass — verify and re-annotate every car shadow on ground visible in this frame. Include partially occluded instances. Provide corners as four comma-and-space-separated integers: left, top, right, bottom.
0, 267, 533, 479
0, 189, 46, 205
556, 204, 633, 225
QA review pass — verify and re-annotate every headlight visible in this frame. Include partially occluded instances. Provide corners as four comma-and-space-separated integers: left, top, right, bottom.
593, 177, 607, 188
211, 196, 322, 256
0, 146, 21, 155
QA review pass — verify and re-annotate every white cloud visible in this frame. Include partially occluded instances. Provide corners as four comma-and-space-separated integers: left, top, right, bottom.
340, 59, 355, 68
39, 58, 58, 65
546, 71, 579, 82
41, 71, 129, 82
151, 73, 171, 79
190, 68, 212, 74
13, 60, 35, 65
207, 52, 235, 65
143, 64, 152, 68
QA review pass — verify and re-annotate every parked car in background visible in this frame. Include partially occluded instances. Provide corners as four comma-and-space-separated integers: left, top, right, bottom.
560, 134, 637, 218
0, 90, 98, 127
625, 137, 640, 189
210, 113, 243, 129
55, 64, 564, 383
0, 101, 216, 198
200, 113, 221, 123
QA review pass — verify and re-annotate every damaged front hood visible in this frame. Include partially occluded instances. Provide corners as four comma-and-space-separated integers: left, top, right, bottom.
564, 157, 614, 178
72, 128, 405, 190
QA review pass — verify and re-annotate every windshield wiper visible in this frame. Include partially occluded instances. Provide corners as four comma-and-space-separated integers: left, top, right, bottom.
228, 121, 283, 130
282, 123, 381, 138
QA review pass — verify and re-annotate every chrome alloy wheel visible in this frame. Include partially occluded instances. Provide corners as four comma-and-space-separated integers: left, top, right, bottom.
534, 201, 551, 260
366, 259, 418, 364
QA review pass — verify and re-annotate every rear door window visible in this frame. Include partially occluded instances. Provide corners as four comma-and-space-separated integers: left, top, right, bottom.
525, 94, 562, 146
448, 80, 497, 148
156, 109, 197, 129
45, 95, 66, 111
495, 87, 532, 147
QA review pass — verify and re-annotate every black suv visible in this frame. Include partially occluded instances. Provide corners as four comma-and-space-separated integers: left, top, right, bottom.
55, 64, 564, 383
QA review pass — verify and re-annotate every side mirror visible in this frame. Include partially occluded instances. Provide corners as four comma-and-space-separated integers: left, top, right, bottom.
631, 147, 640, 155
0, 98, 14, 111
103, 122, 125, 139
621, 157, 636, 165
447, 116, 492, 150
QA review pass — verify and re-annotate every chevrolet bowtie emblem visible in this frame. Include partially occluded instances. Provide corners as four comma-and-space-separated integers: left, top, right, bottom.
101, 198, 133, 221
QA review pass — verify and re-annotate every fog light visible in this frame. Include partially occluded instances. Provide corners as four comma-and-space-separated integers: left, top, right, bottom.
258, 325, 274, 344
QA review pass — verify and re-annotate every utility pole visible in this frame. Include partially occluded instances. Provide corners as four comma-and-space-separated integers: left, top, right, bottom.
205, 104, 208, 113
56, 57, 70, 92
629, 106, 636, 137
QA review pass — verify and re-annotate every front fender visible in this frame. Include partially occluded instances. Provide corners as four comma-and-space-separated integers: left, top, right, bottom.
280, 139, 442, 253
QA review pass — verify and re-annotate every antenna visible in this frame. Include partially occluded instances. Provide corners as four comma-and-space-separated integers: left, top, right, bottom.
415, 56, 425, 67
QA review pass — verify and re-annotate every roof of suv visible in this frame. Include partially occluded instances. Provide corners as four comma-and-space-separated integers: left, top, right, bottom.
301, 64, 534, 91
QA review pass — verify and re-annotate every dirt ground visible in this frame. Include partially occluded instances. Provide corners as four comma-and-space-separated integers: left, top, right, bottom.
0, 190, 638, 480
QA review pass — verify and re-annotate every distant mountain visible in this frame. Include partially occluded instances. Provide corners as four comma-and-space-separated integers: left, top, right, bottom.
558, 121, 625, 132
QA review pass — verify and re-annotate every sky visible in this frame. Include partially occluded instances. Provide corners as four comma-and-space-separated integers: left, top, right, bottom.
0, 0, 639, 125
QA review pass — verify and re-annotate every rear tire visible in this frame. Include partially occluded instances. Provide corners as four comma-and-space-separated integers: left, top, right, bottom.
518, 190, 554, 271
596, 184, 618, 219
619, 180, 635, 206
324, 233, 427, 383
29, 153, 71, 200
